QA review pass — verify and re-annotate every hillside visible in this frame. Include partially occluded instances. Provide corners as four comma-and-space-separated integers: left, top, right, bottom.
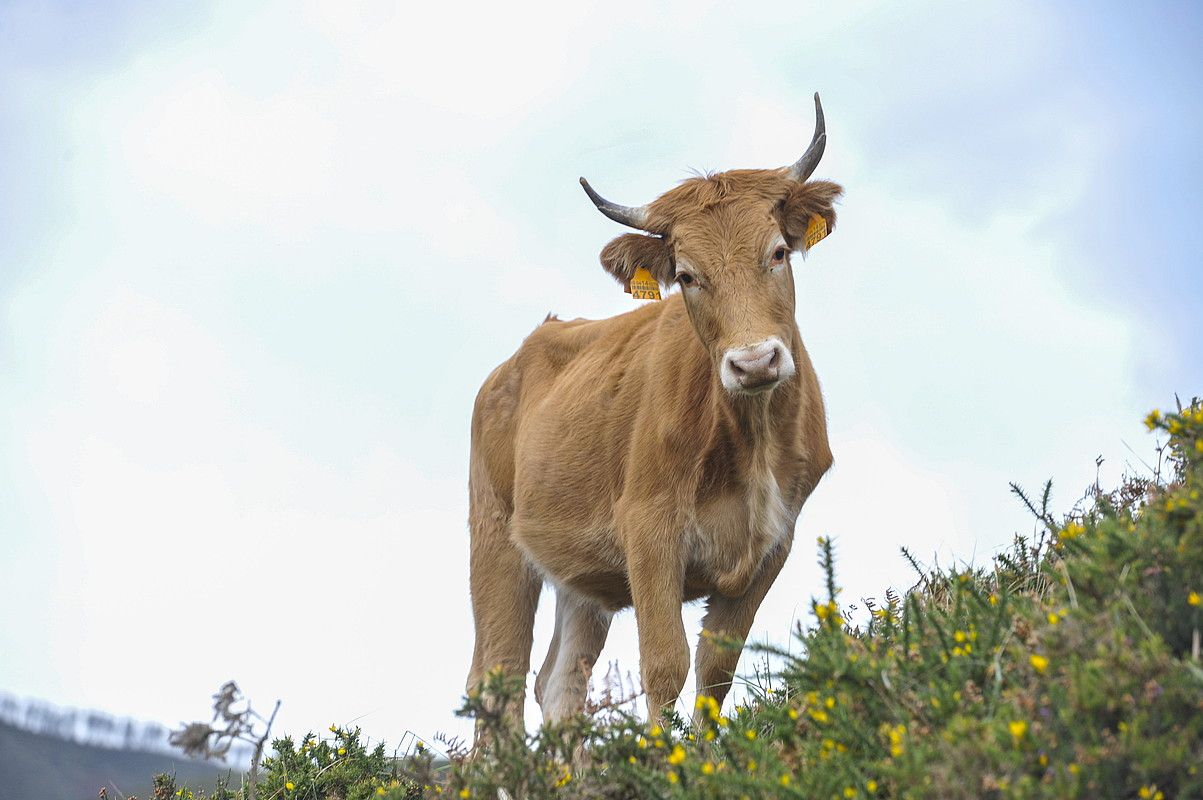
161, 401, 1201, 800
0, 718, 233, 799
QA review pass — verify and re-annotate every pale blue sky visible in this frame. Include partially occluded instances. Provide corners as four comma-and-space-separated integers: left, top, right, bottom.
1, 0, 1200, 745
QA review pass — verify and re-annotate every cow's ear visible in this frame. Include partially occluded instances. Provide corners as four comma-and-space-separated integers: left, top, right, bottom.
599, 233, 674, 289
776, 180, 844, 253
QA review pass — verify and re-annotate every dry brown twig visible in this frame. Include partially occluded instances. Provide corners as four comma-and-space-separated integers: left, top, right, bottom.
168, 680, 280, 800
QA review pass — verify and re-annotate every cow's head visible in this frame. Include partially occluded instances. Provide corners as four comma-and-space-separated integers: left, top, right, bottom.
582, 94, 842, 396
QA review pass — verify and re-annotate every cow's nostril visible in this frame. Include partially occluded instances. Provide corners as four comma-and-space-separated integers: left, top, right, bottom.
729, 358, 746, 376
768, 348, 780, 369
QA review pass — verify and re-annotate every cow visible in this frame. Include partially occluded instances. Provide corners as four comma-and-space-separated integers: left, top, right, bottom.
466, 94, 840, 728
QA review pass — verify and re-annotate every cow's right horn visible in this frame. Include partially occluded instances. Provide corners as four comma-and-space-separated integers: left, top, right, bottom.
787, 93, 827, 182
579, 177, 650, 231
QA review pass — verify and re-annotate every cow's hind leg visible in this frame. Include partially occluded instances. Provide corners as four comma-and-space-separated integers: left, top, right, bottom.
466, 493, 541, 731
534, 588, 612, 724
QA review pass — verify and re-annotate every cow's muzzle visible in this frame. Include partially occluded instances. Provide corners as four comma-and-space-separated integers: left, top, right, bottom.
720, 338, 795, 394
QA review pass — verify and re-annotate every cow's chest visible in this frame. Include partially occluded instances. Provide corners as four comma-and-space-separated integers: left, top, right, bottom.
683, 469, 798, 598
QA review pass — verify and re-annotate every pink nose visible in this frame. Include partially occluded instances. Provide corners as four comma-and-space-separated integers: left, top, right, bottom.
723, 341, 783, 391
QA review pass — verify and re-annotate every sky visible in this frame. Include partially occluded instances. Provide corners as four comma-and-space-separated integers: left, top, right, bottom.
1, 0, 1201, 751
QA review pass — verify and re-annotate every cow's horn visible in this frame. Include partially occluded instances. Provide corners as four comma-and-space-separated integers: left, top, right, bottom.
787, 93, 827, 182
579, 177, 650, 230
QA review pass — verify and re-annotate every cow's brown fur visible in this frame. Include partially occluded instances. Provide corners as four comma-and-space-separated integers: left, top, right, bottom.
467, 165, 842, 727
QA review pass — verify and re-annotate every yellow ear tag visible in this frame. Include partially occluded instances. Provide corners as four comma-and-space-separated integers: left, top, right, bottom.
628, 266, 662, 301
804, 214, 829, 250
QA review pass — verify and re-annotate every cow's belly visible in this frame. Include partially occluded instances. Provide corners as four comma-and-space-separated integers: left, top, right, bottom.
512, 483, 800, 609
511, 512, 632, 609
509, 385, 634, 607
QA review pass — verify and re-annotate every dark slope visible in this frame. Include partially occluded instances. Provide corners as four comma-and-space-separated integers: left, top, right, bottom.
0, 719, 233, 799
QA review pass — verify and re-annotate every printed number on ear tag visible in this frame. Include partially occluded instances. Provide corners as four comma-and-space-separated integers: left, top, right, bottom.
628, 266, 661, 301
804, 214, 828, 250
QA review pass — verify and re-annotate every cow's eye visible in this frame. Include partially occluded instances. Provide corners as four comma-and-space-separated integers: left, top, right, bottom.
676, 272, 694, 286
772, 246, 788, 263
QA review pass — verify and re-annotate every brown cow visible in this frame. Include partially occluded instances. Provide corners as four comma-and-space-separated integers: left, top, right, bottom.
467, 94, 840, 727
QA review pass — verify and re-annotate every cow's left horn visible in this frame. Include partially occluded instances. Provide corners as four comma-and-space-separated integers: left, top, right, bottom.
579, 177, 650, 231
787, 93, 827, 182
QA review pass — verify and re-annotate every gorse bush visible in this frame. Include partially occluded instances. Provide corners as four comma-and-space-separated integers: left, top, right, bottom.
164, 401, 1203, 799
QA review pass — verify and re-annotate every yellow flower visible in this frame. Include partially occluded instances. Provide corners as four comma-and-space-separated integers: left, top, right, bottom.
649, 724, 663, 737
338, 747, 346, 756
867, 780, 878, 793
667, 744, 686, 765
788, 708, 799, 720
1047, 611, 1060, 625
1189, 590, 1200, 606
460, 789, 471, 799
844, 788, 857, 799
704, 729, 716, 741
329, 724, 338, 732
954, 630, 967, 643
376, 789, 386, 797
666, 771, 679, 784
1144, 409, 1162, 430
701, 761, 715, 775
1068, 762, 1079, 775
744, 730, 757, 741
886, 725, 905, 757
285, 783, 295, 792
988, 593, 999, 606
1008, 720, 1028, 742
1029, 654, 1049, 674
555, 767, 572, 788
1060, 522, 1085, 540
779, 774, 791, 787
637, 736, 648, 749
747, 759, 757, 772
628, 756, 637, 764
809, 708, 829, 724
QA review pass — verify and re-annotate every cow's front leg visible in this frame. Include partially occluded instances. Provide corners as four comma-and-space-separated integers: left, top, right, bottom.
694, 540, 791, 724
625, 510, 690, 723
